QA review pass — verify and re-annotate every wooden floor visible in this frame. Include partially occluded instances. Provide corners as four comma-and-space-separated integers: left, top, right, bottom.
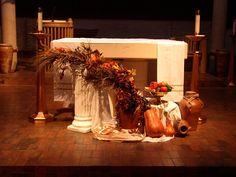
0, 56, 236, 177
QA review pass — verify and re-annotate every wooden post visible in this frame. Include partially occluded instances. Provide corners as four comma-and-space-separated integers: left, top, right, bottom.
200, 37, 207, 73
29, 32, 54, 123
228, 35, 235, 86
191, 51, 201, 92
185, 35, 206, 93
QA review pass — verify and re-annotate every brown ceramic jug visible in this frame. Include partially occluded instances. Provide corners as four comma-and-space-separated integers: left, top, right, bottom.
179, 91, 204, 131
174, 119, 191, 136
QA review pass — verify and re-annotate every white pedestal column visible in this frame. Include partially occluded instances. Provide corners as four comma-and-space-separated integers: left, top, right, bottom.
1, 0, 17, 72
67, 75, 93, 133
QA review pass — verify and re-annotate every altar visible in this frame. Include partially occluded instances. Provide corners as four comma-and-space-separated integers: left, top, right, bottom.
51, 38, 188, 102
43, 37, 191, 141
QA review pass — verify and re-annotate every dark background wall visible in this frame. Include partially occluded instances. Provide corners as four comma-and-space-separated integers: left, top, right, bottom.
9, 0, 236, 53
16, 0, 214, 20
15, 0, 236, 28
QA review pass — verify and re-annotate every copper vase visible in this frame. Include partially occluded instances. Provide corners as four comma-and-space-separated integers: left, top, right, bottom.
179, 91, 204, 131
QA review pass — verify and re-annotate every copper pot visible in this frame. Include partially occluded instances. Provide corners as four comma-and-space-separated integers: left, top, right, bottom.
0, 44, 13, 74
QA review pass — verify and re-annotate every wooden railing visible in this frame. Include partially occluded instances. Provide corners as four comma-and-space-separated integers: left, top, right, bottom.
42, 18, 74, 49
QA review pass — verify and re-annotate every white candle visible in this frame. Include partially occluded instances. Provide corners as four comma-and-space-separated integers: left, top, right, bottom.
37, 7, 43, 32
195, 10, 200, 35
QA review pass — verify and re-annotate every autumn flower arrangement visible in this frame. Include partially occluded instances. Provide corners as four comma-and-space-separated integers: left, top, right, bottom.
38, 45, 149, 129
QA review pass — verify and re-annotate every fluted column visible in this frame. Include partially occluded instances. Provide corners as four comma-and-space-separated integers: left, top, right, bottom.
67, 75, 93, 133
1, 0, 17, 72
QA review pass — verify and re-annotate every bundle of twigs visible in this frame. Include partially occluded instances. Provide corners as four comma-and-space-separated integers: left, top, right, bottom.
38, 45, 95, 76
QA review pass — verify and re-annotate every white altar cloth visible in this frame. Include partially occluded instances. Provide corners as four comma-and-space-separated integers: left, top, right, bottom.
93, 101, 182, 142
51, 38, 187, 102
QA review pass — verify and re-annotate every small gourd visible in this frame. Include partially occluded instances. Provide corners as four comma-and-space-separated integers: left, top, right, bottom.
164, 115, 175, 137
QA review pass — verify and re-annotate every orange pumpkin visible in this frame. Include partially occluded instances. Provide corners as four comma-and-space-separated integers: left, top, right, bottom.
144, 108, 164, 138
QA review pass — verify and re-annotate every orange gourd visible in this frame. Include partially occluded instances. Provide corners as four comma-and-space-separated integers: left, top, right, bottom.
164, 114, 176, 137
144, 108, 164, 138
164, 122, 176, 137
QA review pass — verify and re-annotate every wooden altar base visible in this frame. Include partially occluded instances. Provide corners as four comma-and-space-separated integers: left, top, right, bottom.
0, 57, 236, 177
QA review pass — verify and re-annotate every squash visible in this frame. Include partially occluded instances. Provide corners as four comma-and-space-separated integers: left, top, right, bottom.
164, 114, 176, 137
164, 122, 176, 137
144, 108, 164, 138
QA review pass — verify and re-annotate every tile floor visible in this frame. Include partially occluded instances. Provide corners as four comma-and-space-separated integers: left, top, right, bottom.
0, 56, 236, 177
